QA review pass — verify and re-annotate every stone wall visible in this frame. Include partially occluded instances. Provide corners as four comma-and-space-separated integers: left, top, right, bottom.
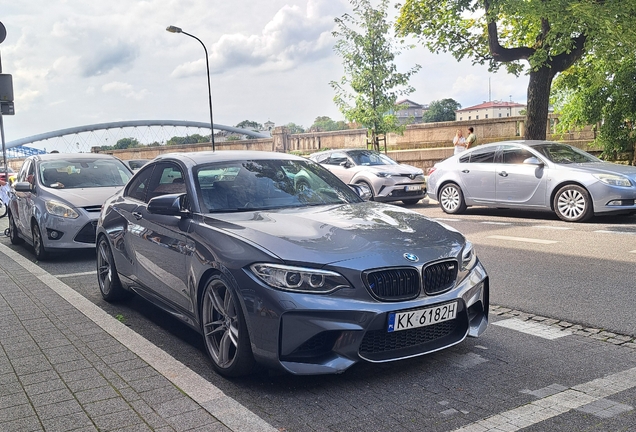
6, 116, 600, 172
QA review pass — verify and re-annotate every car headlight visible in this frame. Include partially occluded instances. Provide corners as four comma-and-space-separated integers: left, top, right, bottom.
250, 264, 351, 293
593, 174, 632, 187
375, 172, 393, 178
45, 200, 79, 218
461, 240, 476, 270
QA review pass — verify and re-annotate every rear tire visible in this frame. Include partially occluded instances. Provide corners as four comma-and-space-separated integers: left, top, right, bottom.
438, 183, 467, 214
201, 274, 255, 377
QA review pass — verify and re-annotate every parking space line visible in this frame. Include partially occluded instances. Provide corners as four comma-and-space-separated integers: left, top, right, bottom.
487, 235, 559, 244
453, 366, 636, 431
532, 225, 573, 230
55, 270, 97, 278
630, 250, 636, 254
434, 218, 463, 222
594, 230, 636, 235
480, 221, 512, 225
493, 318, 571, 340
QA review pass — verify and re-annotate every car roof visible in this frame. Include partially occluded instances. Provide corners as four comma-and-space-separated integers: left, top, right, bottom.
153, 150, 308, 167
29, 153, 122, 162
470, 140, 565, 149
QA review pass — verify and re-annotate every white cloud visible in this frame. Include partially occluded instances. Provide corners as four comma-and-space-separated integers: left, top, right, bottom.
102, 82, 148, 100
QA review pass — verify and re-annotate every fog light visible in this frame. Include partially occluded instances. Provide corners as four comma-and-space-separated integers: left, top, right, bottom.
607, 199, 635, 206
46, 229, 64, 240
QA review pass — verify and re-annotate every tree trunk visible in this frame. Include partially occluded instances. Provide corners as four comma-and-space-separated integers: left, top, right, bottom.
525, 66, 554, 140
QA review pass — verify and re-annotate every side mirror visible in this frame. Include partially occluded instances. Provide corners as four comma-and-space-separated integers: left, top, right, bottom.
340, 160, 351, 168
14, 181, 33, 192
523, 157, 544, 167
148, 193, 190, 217
349, 183, 373, 201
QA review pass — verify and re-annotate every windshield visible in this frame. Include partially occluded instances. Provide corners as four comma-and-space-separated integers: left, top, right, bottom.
347, 150, 398, 166
195, 159, 362, 212
39, 159, 133, 189
532, 143, 600, 164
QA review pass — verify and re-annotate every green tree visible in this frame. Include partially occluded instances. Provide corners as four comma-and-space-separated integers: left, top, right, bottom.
166, 134, 209, 146
114, 138, 140, 149
422, 98, 461, 123
309, 116, 349, 132
235, 120, 263, 130
285, 123, 306, 134
397, 0, 636, 140
331, 0, 420, 151
552, 53, 636, 163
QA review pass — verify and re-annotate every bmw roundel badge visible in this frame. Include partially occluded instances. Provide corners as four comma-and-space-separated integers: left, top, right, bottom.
403, 253, 419, 262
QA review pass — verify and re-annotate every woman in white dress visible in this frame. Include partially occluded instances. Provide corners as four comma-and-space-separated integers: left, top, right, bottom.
453, 129, 467, 155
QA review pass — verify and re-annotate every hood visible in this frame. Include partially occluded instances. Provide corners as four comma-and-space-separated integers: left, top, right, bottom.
365, 163, 423, 175
565, 162, 636, 181
204, 201, 465, 268
44, 186, 123, 208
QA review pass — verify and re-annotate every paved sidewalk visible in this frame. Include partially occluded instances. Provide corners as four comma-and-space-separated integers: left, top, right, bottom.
0, 238, 274, 431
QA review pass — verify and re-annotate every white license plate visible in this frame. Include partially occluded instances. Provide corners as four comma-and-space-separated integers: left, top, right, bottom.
387, 302, 457, 332
405, 184, 422, 192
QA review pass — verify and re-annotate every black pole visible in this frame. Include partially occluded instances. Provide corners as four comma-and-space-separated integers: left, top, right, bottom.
181, 31, 215, 152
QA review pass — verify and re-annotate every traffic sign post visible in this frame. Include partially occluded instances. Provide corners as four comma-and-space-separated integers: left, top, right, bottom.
0, 21, 10, 180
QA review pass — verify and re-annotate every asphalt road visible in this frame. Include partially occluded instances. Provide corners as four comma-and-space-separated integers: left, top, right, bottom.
1, 202, 635, 431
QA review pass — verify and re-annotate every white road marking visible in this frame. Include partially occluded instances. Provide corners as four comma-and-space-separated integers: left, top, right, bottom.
0, 243, 276, 432
480, 221, 511, 225
55, 270, 97, 278
630, 250, 636, 254
594, 230, 636, 235
493, 318, 572, 340
453, 366, 636, 431
434, 217, 463, 222
532, 225, 573, 230
487, 235, 559, 244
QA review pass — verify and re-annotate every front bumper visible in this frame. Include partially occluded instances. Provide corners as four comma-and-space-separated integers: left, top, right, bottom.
374, 184, 427, 203
242, 261, 488, 375
39, 212, 99, 249
589, 182, 636, 215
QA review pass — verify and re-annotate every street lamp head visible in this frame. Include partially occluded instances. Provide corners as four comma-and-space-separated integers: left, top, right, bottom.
166, 25, 182, 34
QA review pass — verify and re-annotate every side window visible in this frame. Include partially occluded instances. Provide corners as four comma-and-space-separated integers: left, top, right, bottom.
18, 159, 32, 183
147, 163, 187, 201
501, 147, 535, 164
312, 153, 330, 164
469, 147, 496, 163
125, 165, 154, 202
458, 154, 470, 163
327, 152, 348, 165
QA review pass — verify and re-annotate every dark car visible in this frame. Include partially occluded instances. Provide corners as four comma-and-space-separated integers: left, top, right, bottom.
96, 151, 488, 377
8, 153, 134, 259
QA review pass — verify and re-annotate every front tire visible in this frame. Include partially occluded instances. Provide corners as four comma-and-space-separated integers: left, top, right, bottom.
201, 274, 255, 377
9, 212, 24, 245
31, 221, 48, 260
554, 185, 592, 222
97, 235, 130, 301
439, 183, 467, 214
356, 181, 375, 200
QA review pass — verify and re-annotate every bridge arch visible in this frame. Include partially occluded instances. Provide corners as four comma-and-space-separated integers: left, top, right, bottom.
5, 120, 270, 150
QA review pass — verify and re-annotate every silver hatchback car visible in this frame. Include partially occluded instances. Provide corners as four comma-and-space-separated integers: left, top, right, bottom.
8, 153, 133, 259
308, 149, 427, 205
427, 140, 636, 222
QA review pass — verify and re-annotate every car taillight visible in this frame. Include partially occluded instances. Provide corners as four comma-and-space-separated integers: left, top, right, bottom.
426, 167, 436, 176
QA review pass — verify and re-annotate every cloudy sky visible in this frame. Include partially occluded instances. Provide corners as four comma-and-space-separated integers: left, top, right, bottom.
0, 0, 529, 143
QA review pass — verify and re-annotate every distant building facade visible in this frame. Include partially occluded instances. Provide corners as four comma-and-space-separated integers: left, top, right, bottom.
455, 101, 526, 121
394, 99, 429, 124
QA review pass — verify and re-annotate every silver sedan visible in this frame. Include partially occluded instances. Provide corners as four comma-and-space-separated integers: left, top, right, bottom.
427, 140, 636, 222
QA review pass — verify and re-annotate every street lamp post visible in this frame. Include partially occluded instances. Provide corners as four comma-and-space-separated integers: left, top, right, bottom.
166, 25, 215, 151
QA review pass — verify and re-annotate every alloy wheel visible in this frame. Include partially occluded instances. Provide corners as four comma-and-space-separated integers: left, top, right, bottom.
202, 279, 240, 370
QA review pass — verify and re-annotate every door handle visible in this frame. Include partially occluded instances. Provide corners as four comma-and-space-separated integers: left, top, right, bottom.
132, 212, 143, 220
461, 170, 470, 173
498, 171, 508, 177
